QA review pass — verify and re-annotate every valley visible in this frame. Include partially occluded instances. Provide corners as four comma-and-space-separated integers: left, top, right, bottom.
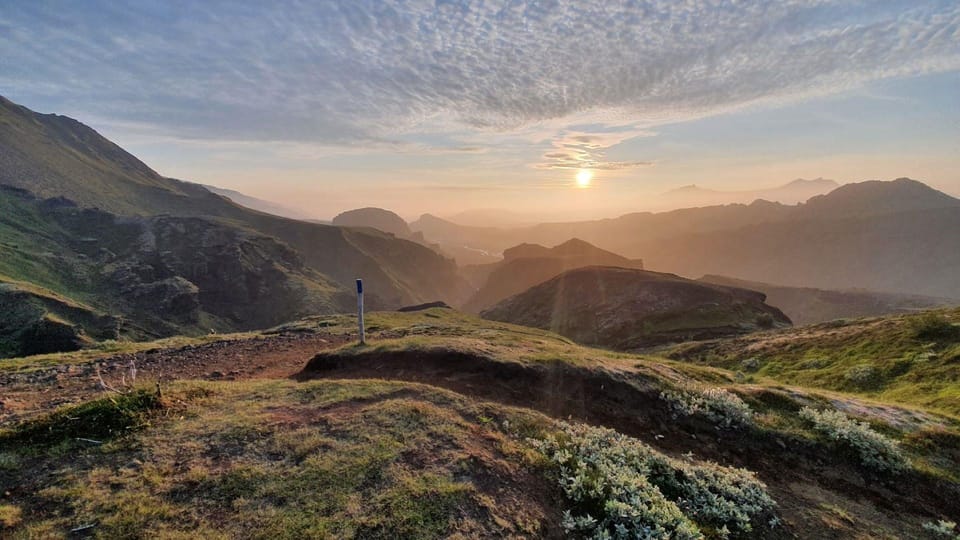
1, 94, 959, 539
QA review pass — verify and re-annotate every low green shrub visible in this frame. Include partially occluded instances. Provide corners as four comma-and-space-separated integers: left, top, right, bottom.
533, 422, 777, 539
844, 364, 883, 389
661, 383, 754, 429
0, 388, 161, 447
798, 407, 908, 474
911, 313, 959, 341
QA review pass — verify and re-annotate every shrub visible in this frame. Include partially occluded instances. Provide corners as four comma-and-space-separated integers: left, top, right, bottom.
661, 383, 753, 429
923, 520, 958, 538
911, 313, 959, 341
798, 407, 908, 474
844, 364, 883, 389
532, 422, 777, 538
739, 358, 760, 372
0, 505, 22, 528
755, 313, 775, 329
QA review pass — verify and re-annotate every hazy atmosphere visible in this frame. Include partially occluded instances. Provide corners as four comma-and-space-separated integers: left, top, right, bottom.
3, 1, 959, 219
3, 2, 960, 538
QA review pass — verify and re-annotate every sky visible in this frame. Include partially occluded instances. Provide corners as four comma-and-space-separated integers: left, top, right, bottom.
2, 0, 959, 221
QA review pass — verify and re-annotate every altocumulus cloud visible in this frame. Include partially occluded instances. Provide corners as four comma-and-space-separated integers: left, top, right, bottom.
2, 0, 959, 150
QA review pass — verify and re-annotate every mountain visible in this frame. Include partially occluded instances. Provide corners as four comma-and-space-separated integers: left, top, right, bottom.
0, 185, 354, 356
332, 207, 412, 238
0, 96, 469, 353
699, 275, 957, 326
414, 199, 796, 265
415, 178, 960, 298
481, 266, 790, 349
795, 178, 960, 220
462, 239, 644, 313
199, 183, 311, 220
409, 213, 507, 265
444, 208, 532, 227
659, 178, 839, 207
642, 183, 960, 298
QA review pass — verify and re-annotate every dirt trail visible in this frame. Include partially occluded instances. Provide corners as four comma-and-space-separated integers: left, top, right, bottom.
0, 332, 347, 425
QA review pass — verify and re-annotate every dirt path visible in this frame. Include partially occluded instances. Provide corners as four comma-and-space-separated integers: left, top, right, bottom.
0, 332, 348, 425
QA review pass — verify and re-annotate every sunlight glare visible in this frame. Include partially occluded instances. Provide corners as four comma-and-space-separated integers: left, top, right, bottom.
576, 169, 593, 188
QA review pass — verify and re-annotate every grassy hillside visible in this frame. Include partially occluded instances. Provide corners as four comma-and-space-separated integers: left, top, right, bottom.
665, 307, 960, 416
2, 308, 958, 538
699, 274, 957, 325
0, 96, 470, 314
0, 185, 368, 357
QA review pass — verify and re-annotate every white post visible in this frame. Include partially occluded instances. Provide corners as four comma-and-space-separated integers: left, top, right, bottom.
356, 279, 365, 345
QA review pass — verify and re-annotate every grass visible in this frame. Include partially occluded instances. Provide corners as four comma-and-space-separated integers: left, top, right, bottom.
2, 379, 561, 538
664, 307, 960, 417
1, 308, 959, 537
0, 388, 160, 448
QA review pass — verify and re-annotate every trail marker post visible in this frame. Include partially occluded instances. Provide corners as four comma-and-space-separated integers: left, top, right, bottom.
356, 279, 365, 345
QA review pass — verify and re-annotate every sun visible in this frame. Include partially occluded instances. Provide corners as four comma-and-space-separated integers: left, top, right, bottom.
575, 169, 593, 188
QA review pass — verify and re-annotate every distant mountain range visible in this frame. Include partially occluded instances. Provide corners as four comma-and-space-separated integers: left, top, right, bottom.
481, 266, 791, 349
198, 184, 312, 220
406, 178, 960, 299
659, 178, 838, 208
0, 96, 469, 355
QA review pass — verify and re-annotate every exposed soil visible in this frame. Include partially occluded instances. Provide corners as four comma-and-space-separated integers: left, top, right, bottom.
0, 332, 348, 425
4, 334, 958, 537
298, 347, 960, 536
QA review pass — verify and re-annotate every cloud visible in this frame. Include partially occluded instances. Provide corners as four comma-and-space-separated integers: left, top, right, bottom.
537, 127, 656, 170
2, 0, 959, 150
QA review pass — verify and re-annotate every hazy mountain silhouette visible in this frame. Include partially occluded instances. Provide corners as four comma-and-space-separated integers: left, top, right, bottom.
463, 239, 644, 313
660, 178, 838, 207
481, 266, 790, 349
332, 207, 412, 238
199, 183, 311, 220
414, 178, 960, 298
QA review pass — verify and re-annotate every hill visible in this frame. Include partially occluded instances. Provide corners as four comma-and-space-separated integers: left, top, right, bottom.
0, 185, 352, 357
332, 207, 412, 238
664, 307, 960, 416
0, 96, 470, 351
481, 266, 790, 349
699, 274, 957, 325
462, 239, 644, 313
2, 308, 957, 538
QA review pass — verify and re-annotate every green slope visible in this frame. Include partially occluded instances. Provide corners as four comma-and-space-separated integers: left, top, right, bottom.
0, 186, 351, 355
664, 307, 960, 415
0, 96, 469, 311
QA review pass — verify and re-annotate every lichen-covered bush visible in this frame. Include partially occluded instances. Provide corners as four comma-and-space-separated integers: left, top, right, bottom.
532, 422, 777, 539
798, 407, 908, 474
661, 383, 753, 429
923, 520, 958, 538
844, 364, 883, 389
